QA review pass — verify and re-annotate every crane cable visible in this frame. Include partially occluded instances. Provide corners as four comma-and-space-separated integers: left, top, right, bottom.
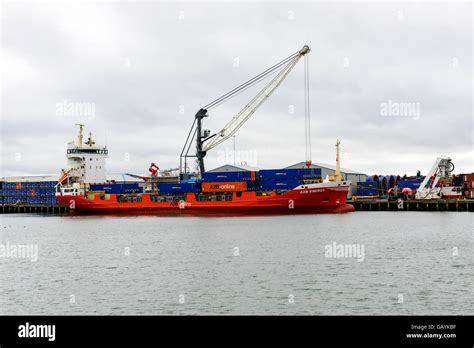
304, 53, 312, 164
180, 46, 310, 173
203, 55, 302, 152
180, 49, 302, 172
203, 50, 302, 111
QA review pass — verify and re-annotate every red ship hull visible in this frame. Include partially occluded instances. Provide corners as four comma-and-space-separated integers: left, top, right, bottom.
56, 183, 355, 215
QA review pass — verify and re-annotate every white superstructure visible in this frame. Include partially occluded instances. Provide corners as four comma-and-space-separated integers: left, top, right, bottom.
62, 124, 108, 184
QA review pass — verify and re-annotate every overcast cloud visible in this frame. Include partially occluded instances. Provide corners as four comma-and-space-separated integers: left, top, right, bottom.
1, 1, 472, 177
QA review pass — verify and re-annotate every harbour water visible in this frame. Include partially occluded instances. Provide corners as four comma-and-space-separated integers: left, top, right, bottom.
0, 212, 472, 315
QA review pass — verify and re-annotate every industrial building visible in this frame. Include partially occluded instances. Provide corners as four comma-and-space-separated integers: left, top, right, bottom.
285, 162, 367, 197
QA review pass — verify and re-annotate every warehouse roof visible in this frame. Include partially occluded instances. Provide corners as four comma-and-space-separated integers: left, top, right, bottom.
208, 164, 260, 172
285, 162, 366, 175
0, 175, 59, 182
0, 173, 142, 182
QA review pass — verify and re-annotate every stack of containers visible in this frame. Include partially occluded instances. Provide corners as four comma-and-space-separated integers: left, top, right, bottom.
3, 183, 8, 204
19, 182, 25, 203
47, 181, 58, 205
27, 181, 37, 205
0, 181, 59, 206
50, 182, 55, 205
200, 171, 258, 193
34, 182, 41, 205
258, 168, 321, 191
13, 182, 22, 204
4, 182, 11, 204
5, 182, 12, 204
462, 173, 474, 199
12, 182, 20, 204
6, 181, 20, 204
33, 181, 58, 205
2, 182, 11, 204
16, 182, 28, 204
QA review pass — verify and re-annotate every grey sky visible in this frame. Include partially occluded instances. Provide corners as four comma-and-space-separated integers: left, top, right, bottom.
1, 1, 472, 177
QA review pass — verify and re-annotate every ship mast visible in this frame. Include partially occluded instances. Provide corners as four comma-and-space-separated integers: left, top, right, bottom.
75, 123, 84, 146
326, 139, 344, 182
334, 139, 343, 181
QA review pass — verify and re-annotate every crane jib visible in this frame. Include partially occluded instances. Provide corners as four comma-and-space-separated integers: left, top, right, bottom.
179, 45, 311, 176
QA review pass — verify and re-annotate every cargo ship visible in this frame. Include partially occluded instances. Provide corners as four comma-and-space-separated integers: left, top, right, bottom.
57, 182, 353, 215
55, 46, 355, 215
55, 125, 354, 215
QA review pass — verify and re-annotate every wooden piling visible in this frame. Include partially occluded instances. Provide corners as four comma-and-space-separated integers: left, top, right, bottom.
349, 199, 473, 212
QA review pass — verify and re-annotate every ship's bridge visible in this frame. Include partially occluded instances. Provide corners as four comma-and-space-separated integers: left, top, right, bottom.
63, 124, 108, 184
67, 147, 108, 155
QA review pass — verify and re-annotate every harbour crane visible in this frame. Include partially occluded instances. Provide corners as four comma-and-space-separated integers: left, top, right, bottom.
415, 156, 455, 199
180, 45, 312, 176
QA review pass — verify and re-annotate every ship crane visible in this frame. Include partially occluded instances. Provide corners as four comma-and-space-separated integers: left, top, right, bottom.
180, 45, 311, 175
415, 156, 455, 199
125, 165, 180, 182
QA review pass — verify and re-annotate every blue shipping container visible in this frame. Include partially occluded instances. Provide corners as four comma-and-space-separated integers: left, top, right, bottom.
202, 171, 252, 182
259, 168, 321, 180
260, 179, 302, 190
89, 183, 143, 194
158, 182, 198, 193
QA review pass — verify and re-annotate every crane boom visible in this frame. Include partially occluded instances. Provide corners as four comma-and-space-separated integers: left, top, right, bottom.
415, 156, 455, 199
203, 51, 306, 152
180, 45, 311, 175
